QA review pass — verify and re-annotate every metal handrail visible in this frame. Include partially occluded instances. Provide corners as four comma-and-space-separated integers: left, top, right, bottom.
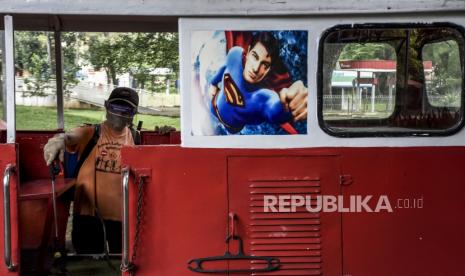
3, 164, 16, 271
121, 167, 130, 270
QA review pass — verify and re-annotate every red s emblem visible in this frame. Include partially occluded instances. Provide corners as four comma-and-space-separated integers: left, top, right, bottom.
223, 74, 245, 107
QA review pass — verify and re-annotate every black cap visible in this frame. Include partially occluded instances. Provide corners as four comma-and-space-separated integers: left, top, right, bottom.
108, 87, 139, 108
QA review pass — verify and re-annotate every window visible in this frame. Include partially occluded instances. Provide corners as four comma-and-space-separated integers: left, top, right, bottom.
319, 25, 465, 136
13, 31, 180, 131
61, 32, 180, 131
14, 31, 58, 130
423, 40, 462, 108
324, 42, 396, 120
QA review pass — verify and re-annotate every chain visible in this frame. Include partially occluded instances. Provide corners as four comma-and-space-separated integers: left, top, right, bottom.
121, 175, 145, 275
132, 176, 145, 263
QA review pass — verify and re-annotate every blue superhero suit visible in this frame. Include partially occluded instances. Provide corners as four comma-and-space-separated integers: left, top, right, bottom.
209, 46, 291, 133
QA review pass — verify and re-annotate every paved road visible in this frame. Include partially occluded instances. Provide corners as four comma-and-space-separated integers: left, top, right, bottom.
70, 83, 180, 117
71, 84, 108, 107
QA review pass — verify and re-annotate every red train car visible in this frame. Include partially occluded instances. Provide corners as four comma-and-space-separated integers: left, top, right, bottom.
1, 2, 465, 275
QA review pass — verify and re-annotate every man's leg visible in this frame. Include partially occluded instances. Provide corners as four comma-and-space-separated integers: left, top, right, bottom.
104, 220, 122, 254
72, 215, 104, 254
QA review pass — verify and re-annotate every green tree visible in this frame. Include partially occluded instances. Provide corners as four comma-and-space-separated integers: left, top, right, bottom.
62, 32, 84, 95
339, 43, 396, 60
85, 33, 128, 85
15, 31, 54, 96
84, 32, 179, 90
121, 33, 153, 89
129, 32, 178, 89
423, 40, 461, 99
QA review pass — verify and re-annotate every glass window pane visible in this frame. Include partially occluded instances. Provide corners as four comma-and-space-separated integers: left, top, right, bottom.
15, 31, 57, 130
320, 26, 464, 136
324, 43, 396, 121
62, 32, 180, 131
423, 40, 462, 108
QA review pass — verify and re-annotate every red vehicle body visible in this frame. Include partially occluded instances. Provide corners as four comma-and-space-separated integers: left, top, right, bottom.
1, 3, 465, 276
119, 146, 465, 276
1, 135, 465, 275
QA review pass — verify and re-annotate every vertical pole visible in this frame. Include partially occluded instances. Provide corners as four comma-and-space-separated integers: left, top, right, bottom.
1, 32, 6, 121
348, 90, 351, 115
341, 88, 345, 110
3, 164, 16, 271
121, 168, 130, 270
165, 78, 170, 95
357, 71, 361, 111
350, 87, 354, 114
388, 84, 393, 111
371, 84, 376, 113
54, 17, 64, 130
4, 16, 15, 143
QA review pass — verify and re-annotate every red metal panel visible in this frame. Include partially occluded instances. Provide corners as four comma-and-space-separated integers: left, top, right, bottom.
121, 147, 229, 276
339, 147, 465, 276
16, 131, 59, 181
19, 178, 73, 249
0, 143, 19, 275
140, 131, 181, 145
121, 146, 465, 276
228, 156, 342, 275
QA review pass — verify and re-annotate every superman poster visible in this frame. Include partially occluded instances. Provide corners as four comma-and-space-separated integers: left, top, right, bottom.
190, 30, 308, 136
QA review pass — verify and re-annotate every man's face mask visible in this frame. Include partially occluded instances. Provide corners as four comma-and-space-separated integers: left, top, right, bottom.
106, 102, 136, 131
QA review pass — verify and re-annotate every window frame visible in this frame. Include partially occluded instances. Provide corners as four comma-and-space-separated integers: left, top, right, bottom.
317, 22, 465, 138
6, 15, 179, 132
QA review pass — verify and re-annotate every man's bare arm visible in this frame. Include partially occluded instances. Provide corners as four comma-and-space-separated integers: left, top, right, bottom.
64, 128, 84, 146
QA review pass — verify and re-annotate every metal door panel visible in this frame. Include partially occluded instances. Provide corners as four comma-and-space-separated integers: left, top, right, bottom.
121, 146, 229, 276
122, 148, 342, 275
228, 156, 342, 276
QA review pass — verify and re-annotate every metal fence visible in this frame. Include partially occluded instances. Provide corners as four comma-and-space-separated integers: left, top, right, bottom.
323, 94, 394, 115
15, 78, 181, 109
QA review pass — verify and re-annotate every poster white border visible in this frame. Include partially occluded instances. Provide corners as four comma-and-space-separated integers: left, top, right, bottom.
180, 18, 313, 148
180, 16, 465, 148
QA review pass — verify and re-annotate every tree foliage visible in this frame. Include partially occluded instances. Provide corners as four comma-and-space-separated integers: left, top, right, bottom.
85, 32, 179, 89
62, 32, 85, 95
86, 33, 127, 85
15, 31, 83, 96
339, 43, 396, 61
422, 40, 461, 100
14, 31, 179, 96
15, 31, 54, 96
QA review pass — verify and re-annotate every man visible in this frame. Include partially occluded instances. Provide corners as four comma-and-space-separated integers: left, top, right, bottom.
208, 32, 308, 134
43, 87, 139, 254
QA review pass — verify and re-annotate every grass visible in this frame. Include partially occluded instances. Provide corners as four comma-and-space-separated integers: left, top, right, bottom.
15, 105, 180, 131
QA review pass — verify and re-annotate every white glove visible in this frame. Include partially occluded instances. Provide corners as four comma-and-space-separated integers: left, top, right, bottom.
43, 133, 66, 166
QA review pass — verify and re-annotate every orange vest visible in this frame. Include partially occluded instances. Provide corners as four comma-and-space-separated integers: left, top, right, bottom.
68, 123, 135, 221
